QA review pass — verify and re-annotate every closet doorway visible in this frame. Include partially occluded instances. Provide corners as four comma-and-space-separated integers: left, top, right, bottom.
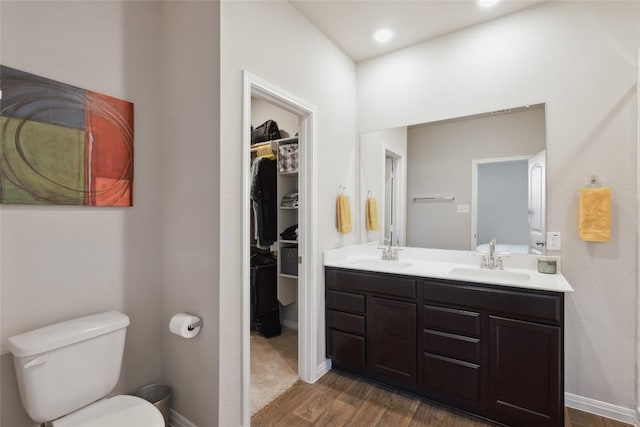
241, 72, 318, 426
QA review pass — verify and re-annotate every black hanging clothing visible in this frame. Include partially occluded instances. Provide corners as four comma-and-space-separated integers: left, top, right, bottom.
250, 252, 281, 337
250, 158, 277, 248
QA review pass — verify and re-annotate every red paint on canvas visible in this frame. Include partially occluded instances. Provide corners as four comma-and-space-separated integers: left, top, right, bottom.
85, 91, 134, 206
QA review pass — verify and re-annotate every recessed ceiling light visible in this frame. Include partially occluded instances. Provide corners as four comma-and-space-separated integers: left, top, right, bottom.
373, 28, 393, 43
478, 0, 500, 7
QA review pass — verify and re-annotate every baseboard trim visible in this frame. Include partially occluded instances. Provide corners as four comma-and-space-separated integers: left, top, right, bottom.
280, 319, 298, 330
169, 408, 197, 427
316, 358, 332, 381
565, 393, 639, 426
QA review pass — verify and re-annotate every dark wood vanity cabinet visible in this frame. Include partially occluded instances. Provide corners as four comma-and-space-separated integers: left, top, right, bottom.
369, 296, 417, 383
325, 269, 418, 385
325, 267, 564, 427
326, 290, 366, 369
421, 303, 482, 405
488, 316, 562, 427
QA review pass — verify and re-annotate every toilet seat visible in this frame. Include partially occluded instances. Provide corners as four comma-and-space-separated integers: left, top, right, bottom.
51, 395, 164, 427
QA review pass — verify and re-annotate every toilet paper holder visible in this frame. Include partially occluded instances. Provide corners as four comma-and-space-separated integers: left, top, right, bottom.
187, 319, 203, 331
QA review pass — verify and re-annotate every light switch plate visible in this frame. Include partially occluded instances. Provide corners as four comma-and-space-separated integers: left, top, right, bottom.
547, 232, 561, 251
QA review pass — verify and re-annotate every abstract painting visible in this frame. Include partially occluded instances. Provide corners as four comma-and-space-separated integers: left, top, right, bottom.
0, 65, 134, 206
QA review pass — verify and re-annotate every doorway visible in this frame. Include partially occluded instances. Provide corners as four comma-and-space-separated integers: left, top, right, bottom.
471, 153, 545, 254
241, 71, 319, 426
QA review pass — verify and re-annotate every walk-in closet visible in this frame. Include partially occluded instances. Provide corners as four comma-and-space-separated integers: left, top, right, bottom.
249, 97, 300, 415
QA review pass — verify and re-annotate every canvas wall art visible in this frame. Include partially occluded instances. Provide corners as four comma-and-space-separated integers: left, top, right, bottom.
0, 65, 134, 206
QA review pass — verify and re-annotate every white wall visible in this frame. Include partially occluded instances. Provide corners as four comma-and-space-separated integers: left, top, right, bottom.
357, 1, 639, 411
220, 1, 357, 424
159, 2, 221, 425
360, 127, 407, 245
0, 1, 164, 425
406, 108, 545, 250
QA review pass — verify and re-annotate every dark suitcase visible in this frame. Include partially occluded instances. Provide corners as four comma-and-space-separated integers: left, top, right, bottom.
250, 253, 281, 338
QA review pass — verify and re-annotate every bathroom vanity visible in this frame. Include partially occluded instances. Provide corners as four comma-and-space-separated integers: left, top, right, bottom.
324, 245, 573, 427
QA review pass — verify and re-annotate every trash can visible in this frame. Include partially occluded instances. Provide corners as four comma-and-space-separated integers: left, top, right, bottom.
133, 384, 172, 426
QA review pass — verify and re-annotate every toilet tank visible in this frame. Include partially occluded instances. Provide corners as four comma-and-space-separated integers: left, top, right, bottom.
7, 311, 130, 424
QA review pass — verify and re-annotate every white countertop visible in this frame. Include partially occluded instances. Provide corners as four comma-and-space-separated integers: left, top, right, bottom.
324, 244, 574, 293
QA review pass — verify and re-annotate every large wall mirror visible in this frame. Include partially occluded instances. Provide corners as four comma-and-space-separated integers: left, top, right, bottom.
360, 104, 546, 255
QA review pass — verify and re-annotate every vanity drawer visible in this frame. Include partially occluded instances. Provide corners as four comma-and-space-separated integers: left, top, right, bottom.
423, 329, 480, 364
424, 305, 480, 338
423, 353, 481, 403
424, 280, 562, 325
327, 309, 366, 335
326, 268, 416, 299
327, 290, 366, 314
327, 329, 366, 369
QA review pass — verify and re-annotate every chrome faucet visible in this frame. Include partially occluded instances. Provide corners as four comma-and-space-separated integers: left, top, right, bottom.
378, 237, 401, 261
480, 238, 504, 270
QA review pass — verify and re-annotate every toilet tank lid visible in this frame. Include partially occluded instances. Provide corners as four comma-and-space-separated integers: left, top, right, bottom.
7, 311, 130, 357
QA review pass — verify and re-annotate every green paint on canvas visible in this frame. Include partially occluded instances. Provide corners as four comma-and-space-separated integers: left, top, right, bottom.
1, 116, 85, 204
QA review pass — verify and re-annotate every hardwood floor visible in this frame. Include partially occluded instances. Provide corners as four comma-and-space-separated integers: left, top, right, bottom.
252, 370, 633, 427
564, 406, 633, 427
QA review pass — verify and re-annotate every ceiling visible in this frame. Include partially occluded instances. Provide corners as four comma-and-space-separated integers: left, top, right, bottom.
290, 0, 545, 62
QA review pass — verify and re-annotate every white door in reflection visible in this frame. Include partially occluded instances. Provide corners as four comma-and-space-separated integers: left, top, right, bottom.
384, 153, 402, 245
528, 150, 546, 254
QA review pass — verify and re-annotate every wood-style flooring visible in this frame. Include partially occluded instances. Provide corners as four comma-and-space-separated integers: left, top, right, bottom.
252, 370, 633, 427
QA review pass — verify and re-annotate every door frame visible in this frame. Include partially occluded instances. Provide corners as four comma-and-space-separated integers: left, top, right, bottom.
470, 154, 533, 250
241, 71, 319, 426
635, 49, 640, 424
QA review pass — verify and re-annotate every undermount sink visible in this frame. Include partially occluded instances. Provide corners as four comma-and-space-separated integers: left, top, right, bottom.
350, 259, 413, 270
449, 267, 530, 282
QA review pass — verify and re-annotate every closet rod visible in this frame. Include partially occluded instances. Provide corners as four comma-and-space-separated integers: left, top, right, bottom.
250, 141, 275, 152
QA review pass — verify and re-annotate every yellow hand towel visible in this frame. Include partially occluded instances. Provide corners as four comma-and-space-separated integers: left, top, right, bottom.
366, 197, 379, 231
336, 194, 352, 234
579, 187, 611, 242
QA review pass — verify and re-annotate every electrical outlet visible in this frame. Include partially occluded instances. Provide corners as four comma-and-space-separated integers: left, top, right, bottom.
547, 232, 561, 251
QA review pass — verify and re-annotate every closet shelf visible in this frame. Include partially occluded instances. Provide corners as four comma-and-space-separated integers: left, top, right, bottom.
279, 206, 298, 210
280, 273, 298, 279
275, 136, 298, 145
279, 170, 298, 176
279, 239, 298, 244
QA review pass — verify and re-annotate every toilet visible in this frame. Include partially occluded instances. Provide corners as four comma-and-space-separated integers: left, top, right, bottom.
7, 311, 165, 426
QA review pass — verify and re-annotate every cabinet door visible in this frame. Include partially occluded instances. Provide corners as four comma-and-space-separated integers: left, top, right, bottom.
327, 328, 366, 369
368, 297, 417, 383
489, 316, 562, 427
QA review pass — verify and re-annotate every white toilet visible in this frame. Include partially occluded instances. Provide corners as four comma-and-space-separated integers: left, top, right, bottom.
7, 311, 165, 427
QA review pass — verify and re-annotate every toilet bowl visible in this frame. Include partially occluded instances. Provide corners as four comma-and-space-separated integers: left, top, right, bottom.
7, 311, 164, 426
52, 395, 163, 427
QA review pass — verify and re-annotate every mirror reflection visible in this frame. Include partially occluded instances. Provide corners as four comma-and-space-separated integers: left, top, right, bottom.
360, 104, 546, 254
